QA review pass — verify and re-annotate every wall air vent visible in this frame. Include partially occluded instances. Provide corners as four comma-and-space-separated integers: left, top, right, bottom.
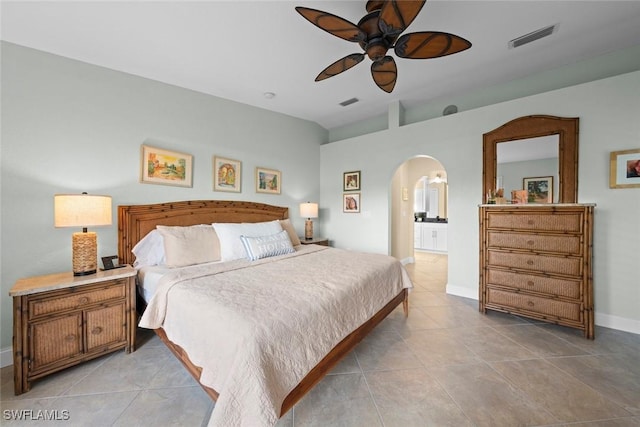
339, 97, 359, 107
508, 24, 557, 49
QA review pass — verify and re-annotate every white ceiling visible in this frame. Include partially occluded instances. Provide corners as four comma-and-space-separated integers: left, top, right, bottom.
2, 1, 640, 130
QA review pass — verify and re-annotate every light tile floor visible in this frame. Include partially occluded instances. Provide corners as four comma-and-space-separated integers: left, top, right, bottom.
2, 252, 639, 426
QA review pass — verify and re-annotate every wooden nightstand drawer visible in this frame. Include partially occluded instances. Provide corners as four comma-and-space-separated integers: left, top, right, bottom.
28, 280, 126, 319
487, 231, 582, 255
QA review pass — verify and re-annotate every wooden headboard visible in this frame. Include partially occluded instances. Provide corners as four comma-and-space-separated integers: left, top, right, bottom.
118, 200, 289, 265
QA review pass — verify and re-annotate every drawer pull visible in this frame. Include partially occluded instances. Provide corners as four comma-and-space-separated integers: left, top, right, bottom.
527, 260, 534, 265
527, 280, 535, 286
527, 301, 535, 307
527, 240, 534, 245
91, 327, 103, 335
78, 296, 90, 305
527, 219, 534, 225
64, 334, 76, 342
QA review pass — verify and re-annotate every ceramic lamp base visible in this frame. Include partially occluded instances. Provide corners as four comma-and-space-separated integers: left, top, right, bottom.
304, 219, 314, 240
72, 231, 97, 276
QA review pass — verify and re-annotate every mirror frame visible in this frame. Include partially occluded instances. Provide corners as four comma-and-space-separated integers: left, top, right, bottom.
483, 115, 579, 204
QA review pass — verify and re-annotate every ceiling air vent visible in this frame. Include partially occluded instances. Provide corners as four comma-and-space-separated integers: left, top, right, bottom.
508, 24, 557, 49
339, 97, 359, 107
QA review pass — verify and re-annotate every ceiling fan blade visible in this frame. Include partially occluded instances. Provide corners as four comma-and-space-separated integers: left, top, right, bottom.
371, 56, 397, 93
315, 54, 365, 81
295, 7, 366, 43
394, 31, 472, 59
379, 0, 426, 38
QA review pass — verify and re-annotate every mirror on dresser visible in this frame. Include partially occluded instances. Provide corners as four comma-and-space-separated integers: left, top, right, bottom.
482, 115, 579, 203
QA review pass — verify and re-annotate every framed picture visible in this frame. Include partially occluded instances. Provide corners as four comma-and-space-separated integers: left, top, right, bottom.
343, 171, 361, 191
140, 144, 193, 187
213, 156, 241, 192
610, 148, 640, 189
343, 193, 360, 213
523, 176, 553, 203
256, 167, 281, 194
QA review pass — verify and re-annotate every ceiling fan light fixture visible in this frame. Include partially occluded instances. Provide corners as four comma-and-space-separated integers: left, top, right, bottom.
508, 24, 558, 49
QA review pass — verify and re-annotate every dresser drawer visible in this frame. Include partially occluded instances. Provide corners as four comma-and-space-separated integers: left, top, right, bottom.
487, 250, 582, 276
486, 269, 581, 299
487, 231, 581, 255
29, 280, 126, 319
487, 288, 582, 322
486, 211, 583, 233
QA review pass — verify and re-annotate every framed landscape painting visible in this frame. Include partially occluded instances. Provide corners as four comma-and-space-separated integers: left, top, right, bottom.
213, 156, 241, 192
523, 176, 553, 203
140, 144, 193, 187
256, 167, 281, 194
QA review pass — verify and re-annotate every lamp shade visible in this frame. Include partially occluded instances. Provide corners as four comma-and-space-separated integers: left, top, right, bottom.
299, 202, 318, 219
54, 194, 112, 228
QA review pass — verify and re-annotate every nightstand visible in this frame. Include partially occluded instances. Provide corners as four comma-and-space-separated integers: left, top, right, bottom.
299, 237, 329, 246
10, 266, 137, 395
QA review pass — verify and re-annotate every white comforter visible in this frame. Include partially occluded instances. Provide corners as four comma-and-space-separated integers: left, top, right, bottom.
139, 245, 413, 427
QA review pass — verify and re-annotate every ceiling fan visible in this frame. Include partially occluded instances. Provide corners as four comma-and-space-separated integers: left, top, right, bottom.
295, 0, 471, 93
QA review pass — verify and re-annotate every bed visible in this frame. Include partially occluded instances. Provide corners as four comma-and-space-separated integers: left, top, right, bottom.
118, 200, 411, 426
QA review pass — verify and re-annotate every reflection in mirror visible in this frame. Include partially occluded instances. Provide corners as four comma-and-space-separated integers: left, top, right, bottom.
497, 135, 559, 203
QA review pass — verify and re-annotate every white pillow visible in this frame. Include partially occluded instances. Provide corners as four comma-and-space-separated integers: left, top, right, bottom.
156, 224, 220, 268
240, 230, 295, 261
132, 229, 166, 268
212, 220, 284, 261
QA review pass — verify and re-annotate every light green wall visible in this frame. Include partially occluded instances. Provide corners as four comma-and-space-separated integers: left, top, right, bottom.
0, 42, 327, 355
321, 70, 640, 334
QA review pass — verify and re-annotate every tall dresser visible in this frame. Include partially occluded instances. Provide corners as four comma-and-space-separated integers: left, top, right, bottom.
479, 204, 595, 338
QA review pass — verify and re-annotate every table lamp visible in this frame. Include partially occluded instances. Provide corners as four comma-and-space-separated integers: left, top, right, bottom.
299, 202, 318, 240
54, 193, 112, 276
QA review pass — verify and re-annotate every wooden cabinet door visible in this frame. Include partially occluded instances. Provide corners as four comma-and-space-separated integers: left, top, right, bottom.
30, 313, 82, 373
85, 302, 126, 352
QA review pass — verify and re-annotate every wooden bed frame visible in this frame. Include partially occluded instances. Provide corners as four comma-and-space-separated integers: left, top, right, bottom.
118, 199, 408, 417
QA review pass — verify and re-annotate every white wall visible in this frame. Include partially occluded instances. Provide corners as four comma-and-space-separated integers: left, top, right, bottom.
0, 43, 327, 358
321, 70, 640, 334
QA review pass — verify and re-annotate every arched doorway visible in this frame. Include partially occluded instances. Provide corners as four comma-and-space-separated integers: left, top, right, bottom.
390, 155, 448, 266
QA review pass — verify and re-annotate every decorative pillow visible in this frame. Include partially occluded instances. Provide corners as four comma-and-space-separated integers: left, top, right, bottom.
240, 230, 295, 261
132, 229, 166, 268
156, 224, 221, 268
212, 220, 283, 261
279, 218, 301, 246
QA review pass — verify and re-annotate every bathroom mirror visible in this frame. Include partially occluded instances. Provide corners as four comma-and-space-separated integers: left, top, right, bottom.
483, 115, 579, 203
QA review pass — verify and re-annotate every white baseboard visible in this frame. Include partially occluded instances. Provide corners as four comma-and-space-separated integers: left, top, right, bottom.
400, 257, 414, 265
595, 312, 640, 335
1, 346, 12, 368
446, 283, 478, 300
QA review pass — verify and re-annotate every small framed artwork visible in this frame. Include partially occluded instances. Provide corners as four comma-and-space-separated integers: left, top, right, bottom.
343, 193, 360, 213
140, 144, 193, 187
343, 171, 361, 191
213, 156, 241, 192
256, 167, 281, 194
610, 148, 640, 189
523, 176, 553, 203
